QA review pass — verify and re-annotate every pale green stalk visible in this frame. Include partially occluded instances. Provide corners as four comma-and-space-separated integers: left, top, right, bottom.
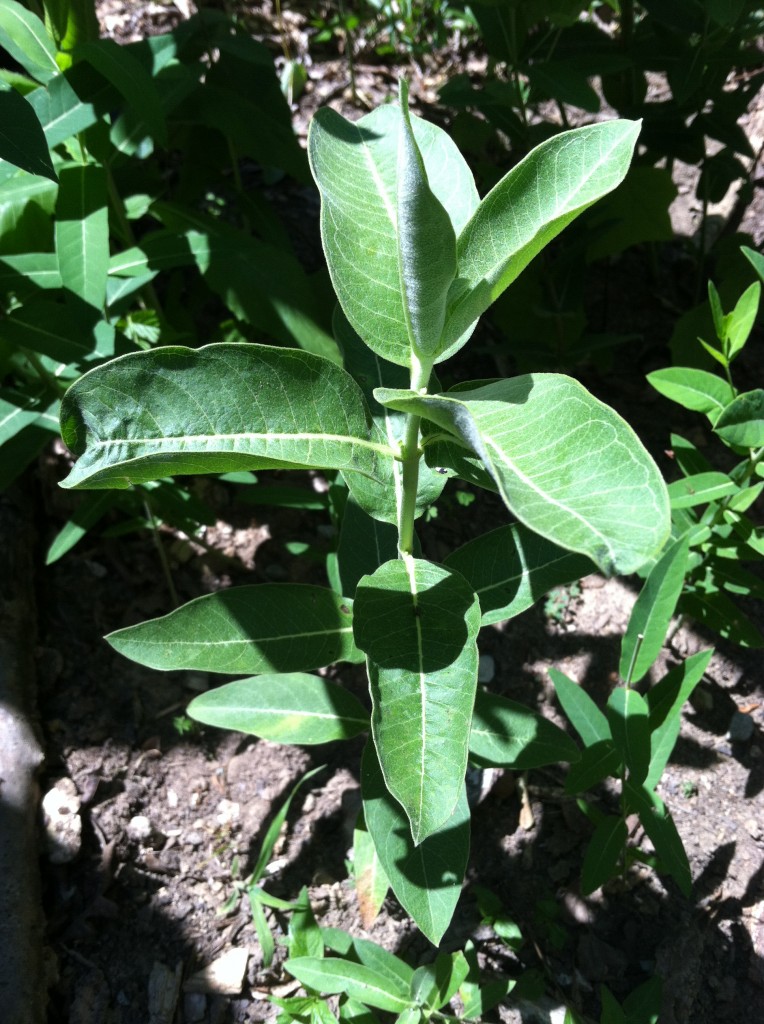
397, 355, 432, 557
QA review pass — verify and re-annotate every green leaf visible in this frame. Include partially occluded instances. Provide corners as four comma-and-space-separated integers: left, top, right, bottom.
0, 252, 62, 294
469, 690, 580, 769
361, 741, 469, 945
285, 957, 412, 1013
26, 64, 103, 146
680, 590, 764, 648
55, 162, 108, 309
727, 282, 760, 359
251, 764, 326, 882
45, 489, 115, 564
287, 887, 324, 960
714, 390, 764, 448
0, 0, 59, 83
353, 813, 390, 928
444, 120, 640, 345
564, 740, 621, 794
336, 498, 399, 597
645, 649, 713, 790
620, 534, 690, 684
60, 344, 392, 490
581, 815, 627, 895
623, 976, 662, 1024
107, 584, 362, 673
647, 367, 734, 420
308, 98, 479, 368
445, 523, 594, 626
74, 38, 167, 145
322, 930, 415, 995
742, 245, 764, 283
606, 688, 650, 785
377, 375, 669, 576
187, 673, 369, 744
0, 88, 56, 180
458, 941, 513, 1020
668, 472, 737, 508
410, 952, 470, 1011
623, 782, 691, 895
250, 895, 276, 968
353, 557, 481, 843
2, 297, 101, 362
550, 668, 611, 747
335, 309, 446, 524
394, 79, 457, 360
600, 986, 628, 1024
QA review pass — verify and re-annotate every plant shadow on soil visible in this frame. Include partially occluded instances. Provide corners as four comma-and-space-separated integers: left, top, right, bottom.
34, 463, 764, 1024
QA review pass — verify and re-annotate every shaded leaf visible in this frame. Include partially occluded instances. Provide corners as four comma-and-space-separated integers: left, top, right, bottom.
581, 815, 627, 894
469, 690, 580, 769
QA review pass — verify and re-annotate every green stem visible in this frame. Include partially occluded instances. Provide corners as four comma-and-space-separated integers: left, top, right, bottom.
141, 492, 180, 608
397, 356, 432, 557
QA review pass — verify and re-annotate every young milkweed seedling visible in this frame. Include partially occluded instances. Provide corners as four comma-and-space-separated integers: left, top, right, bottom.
59, 81, 670, 943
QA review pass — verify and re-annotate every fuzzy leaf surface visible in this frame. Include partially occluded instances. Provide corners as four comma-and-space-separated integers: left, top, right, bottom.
187, 673, 368, 744
445, 523, 594, 625
469, 691, 580, 768
309, 102, 478, 368
444, 120, 640, 344
714, 390, 764, 448
378, 375, 669, 575
60, 344, 392, 489
107, 585, 362, 673
354, 558, 480, 843
361, 741, 469, 945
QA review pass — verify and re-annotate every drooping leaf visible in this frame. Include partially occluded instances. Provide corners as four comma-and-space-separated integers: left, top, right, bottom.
308, 99, 479, 368
187, 673, 369, 744
55, 162, 109, 309
606, 688, 650, 785
353, 813, 390, 928
377, 375, 670, 575
714, 390, 764, 448
619, 534, 690, 684
107, 584, 363, 673
0, 1, 59, 83
564, 740, 621, 793
60, 344, 392, 489
645, 649, 713, 790
647, 367, 734, 421
624, 781, 691, 895
443, 120, 640, 345
550, 668, 611, 747
354, 558, 481, 843
581, 815, 627, 894
0, 88, 57, 180
285, 957, 412, 1014
445, 523, 594, 625
469, 690, 580, 768
668, 472, 737, 508
361, 741, 469, 946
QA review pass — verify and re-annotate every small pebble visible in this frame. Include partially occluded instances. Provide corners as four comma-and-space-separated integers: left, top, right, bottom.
127, 815, 153, 841
745, 818, 761, 840
42, 778, 82, 864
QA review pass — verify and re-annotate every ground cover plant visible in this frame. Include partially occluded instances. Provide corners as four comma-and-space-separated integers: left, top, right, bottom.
55, 75, 707, 966
0, 0, 332, 560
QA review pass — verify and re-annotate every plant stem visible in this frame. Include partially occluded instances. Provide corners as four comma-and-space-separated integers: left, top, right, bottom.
141, 493, 180, 608
397, 356, 432, 557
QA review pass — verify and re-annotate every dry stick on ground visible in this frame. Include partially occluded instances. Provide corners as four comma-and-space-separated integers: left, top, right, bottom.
0, 486, 47, 1024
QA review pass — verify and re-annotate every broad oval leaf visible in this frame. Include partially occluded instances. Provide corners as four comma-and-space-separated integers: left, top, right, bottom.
714, 389, 764, 448
619, 534, 690, 685
647, 367, 734, 420
469, 690, 580, 769
354, 557, 481, 844
285, 956, 411, 1013
187, 673, 369, 744
60, 343, 393, 489
378, 375, 670, 575
444, 120, 640, 345
606, 688, 650, 785
309, 100, 479, 368
107, 584, 363, 673
445, 522, 594, 625
361, 741, 469, 945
